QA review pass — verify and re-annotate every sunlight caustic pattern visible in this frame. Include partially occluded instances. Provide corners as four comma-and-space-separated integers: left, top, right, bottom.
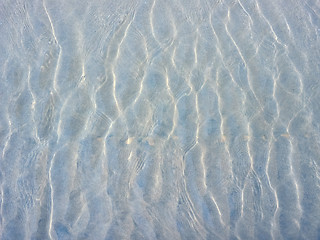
0, 0, 319, 239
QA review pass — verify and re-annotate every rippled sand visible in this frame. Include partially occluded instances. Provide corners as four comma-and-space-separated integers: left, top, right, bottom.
1, 0, 320, 239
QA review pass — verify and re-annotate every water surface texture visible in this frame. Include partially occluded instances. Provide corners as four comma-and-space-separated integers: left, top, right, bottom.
0, 0, 320, 239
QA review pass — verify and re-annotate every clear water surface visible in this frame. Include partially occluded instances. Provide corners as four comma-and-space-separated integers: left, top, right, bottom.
0, 0, 319, 239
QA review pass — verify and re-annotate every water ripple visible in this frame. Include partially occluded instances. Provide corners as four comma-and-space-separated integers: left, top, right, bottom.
0, 0, 319, 239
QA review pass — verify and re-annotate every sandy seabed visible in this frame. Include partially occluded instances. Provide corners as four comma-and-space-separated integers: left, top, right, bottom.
0, 0, 320, 239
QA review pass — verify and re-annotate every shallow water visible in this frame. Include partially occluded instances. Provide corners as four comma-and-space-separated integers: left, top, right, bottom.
0, 0, 320, 239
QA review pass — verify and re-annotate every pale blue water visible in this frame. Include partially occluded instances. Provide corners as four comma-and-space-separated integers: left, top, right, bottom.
0, 0, 320, 239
